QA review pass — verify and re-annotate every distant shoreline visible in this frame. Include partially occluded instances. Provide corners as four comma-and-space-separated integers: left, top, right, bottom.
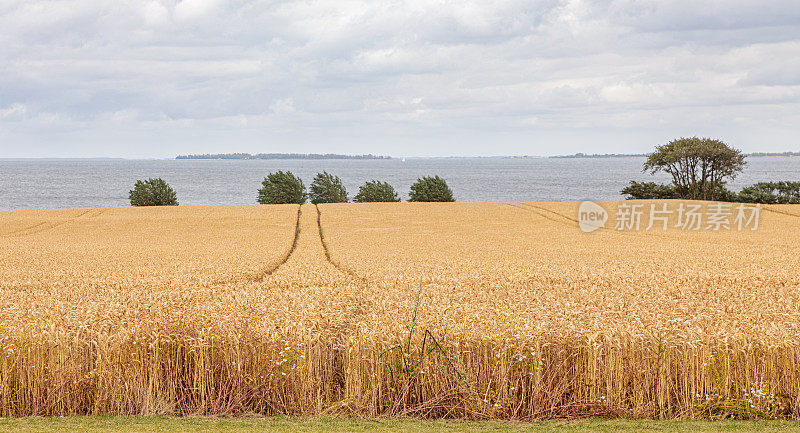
551, 151, 800, 158
551, 153, 647, 158
175, 153, 391, 160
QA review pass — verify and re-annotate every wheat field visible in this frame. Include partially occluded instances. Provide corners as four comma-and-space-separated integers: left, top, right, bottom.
1, 202, 799, 418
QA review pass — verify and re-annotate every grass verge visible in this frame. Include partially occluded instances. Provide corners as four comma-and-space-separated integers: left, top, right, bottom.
1, 417, 799, 433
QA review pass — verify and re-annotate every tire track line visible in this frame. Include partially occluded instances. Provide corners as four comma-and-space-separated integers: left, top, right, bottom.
315, 204, 369, 283
246, 204, 302, 282
764, 206, 800, 219
3, 208, 105, 238
511, 202, 786, 248
506, 203, 571, 227
520, 203, 579, 223
2, 208, 93, 237
519, 201, 800, 230
506, 202, 710, 243
512, 202, 671, 238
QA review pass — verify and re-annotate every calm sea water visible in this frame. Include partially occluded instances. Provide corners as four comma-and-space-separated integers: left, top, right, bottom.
1, 157, 799, 211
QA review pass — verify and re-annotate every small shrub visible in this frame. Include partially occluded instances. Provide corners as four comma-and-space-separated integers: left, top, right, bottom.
738, 181, 800, 204
309, 171, 348, 204
258, 171, 307, 204
129, 178, 178, 206
408, 176, 454, 202
714, 185, 739, 203
354, 180, 400, 203
620, 181, 678, 200
621, 181, 737, 201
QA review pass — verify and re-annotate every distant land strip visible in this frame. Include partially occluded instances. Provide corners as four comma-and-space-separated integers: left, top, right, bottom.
175, 153, 391, 160
552, 151, 800, 158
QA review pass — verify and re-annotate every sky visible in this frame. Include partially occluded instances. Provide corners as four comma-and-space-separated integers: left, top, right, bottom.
1, 0, 799, 158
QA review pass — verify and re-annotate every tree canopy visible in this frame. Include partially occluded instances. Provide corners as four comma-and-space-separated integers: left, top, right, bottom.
257, 171, 307, 204
408, 176, 454, 202
354, 180, 400, 203
309, 171, 348, 204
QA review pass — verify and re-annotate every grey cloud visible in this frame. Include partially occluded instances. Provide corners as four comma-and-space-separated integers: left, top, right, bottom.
604, 0, 800, 32
0, 0, 799, 157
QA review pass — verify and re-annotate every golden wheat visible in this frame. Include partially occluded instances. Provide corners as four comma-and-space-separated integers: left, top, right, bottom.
1, 201, 799, 418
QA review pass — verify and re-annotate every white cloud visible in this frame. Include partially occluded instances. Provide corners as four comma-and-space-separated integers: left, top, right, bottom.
269, 97, 295, 115
0, 103, 27, 121
174, 0, 224, 23
141, 1, 170, 26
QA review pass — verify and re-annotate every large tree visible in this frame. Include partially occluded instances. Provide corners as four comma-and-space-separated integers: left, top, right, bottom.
643, 137, 745, 201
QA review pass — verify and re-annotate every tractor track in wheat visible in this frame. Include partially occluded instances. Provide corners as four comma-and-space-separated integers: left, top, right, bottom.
2, 208, 106, 238
244, 204, 302, 282
315, 204, 369, 284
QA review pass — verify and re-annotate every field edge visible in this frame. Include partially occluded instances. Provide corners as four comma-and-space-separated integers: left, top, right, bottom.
2, 416, 800, 433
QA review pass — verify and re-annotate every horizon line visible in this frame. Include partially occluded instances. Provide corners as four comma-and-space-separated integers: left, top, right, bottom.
3, 151, 800, 161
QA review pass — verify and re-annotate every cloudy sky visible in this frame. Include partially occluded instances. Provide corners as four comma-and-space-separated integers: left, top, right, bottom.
1, 0, 799, 158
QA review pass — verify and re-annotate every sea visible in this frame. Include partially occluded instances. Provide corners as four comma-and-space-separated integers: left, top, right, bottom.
1, 157, 799, 211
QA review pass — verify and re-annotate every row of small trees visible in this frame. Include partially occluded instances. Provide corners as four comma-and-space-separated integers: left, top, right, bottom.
622, 179, 800, 204
257, 171, 454, 204
129, 173, 454, 206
